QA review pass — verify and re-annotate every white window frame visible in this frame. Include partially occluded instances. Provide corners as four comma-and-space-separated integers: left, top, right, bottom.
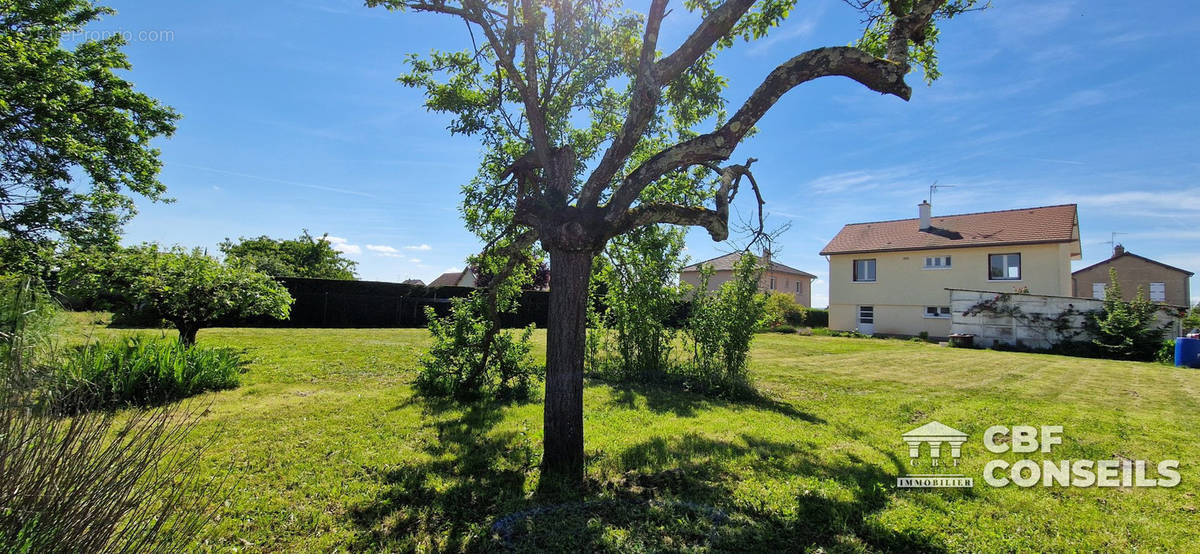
988, 253, 1022, 281
923, 255, 952, 270
769, 276, 776, 290
923, 306, 952, 319
1092, 282, 1106, 300
853, 259, 877, 282
1150, 282, 1166, 302
795, 281, 802, 293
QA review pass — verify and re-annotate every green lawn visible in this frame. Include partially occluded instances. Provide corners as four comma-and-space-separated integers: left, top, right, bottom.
66, 313, 1200, 552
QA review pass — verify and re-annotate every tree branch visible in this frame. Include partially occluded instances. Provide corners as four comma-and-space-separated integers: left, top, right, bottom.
576, 0, 669, 208
605, 46, 910, 221
653, 0, 757, 84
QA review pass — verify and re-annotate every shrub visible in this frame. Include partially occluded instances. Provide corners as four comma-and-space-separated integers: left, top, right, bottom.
767, 325, 797, 334
1091, 269, 1167, 361
52, 338, 245, 408
763, 292, 804, 328
804, 308, 829, 328
1157, 339, 1176, 365
593, 226, 685, 381
417, 293, 540, 401
683, 253, 766, 396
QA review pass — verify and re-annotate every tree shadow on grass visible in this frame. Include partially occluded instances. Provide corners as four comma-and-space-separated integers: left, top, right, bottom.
347, 397, 539, 552
350, 397, 947, 552
598, 378, 825, 423
504, 433, 952, 552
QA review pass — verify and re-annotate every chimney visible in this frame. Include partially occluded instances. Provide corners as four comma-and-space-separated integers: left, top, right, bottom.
919, 201, 932, 230
1113, 244, 1125, 257
761, 248, 772, 269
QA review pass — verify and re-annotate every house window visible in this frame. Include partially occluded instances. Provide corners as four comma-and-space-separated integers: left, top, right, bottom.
1150, 282, 1166, 302
795, 281, 802, 293
923, 255, 952, 269
924, 306, 951, 318
769, 276, 776, 290
853, 259, 876, 282
1092, 282, 1106, 299
988, 253, 1021, 280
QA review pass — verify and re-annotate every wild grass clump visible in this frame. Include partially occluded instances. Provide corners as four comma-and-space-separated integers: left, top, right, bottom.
54, 337, 245, 408
1, 276, 224, 553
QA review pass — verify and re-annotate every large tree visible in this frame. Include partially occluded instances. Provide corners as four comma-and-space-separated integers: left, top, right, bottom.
220, 230, 359, 280
371, 0, 977, 486
0, 0, 178, 272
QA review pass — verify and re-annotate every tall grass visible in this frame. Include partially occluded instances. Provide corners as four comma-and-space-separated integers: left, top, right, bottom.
54, 338, 244, 408
1, 276, 225, 553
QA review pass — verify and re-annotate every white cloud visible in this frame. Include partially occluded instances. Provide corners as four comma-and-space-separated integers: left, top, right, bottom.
409, 258, 421, 263
325, 236, 362, 255
404, 244, 432, 251
366, 244, 399, 254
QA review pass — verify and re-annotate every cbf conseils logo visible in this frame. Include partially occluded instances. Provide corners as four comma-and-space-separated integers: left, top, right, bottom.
897, 421, 974, 488
895, 422, 1182, 489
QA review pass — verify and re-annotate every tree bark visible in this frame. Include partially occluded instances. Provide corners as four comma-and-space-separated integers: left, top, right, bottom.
542, 247, 592, 486
176, 321, 199, 347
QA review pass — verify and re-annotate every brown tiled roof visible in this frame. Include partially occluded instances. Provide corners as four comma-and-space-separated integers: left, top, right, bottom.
1072, 251, 1194, 277
819, 204, 1081, 256
428, 270, 466, 287
681, 252, 816, 278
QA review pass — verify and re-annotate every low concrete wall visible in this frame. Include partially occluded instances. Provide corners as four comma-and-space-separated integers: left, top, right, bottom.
948, 289, 1183, 349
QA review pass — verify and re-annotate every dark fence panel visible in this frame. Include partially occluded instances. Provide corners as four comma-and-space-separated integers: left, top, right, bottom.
230, 277, 549, 328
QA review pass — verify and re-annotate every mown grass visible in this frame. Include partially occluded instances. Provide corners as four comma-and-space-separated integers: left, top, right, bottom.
63, 312, 1200, 552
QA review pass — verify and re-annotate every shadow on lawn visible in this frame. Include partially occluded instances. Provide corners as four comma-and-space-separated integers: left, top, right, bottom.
504, 433, 950, 552
601, 379, 825, 423
349, 397, 945, 552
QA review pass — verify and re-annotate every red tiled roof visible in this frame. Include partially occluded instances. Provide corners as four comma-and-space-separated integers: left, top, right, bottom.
681, 252, 816, 277
819, 204, 1080, 256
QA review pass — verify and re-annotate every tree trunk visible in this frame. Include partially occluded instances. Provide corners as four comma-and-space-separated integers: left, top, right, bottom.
542, 247, 592, 487
176, 321, 199, 347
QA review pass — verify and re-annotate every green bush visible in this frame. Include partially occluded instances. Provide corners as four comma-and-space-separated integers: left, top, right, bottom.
767, 325, 797, 334
1157, 339, 1176, 365
53, 338, 245, 408
1091, 269, 1167, 361
417, 294, 540, 402
683, 253, 766, 396
592, 226, 685, 381
804, 308, 829, 328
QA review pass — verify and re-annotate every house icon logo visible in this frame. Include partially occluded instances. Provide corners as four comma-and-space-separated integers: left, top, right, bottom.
897, 421, 974, 488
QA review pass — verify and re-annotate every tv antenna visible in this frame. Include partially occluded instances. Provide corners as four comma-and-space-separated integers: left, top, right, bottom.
1103, 231, 1127, 247
928, 181, 954, 203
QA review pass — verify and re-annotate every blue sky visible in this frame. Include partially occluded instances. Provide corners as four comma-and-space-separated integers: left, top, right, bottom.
90, 0, 1199, 306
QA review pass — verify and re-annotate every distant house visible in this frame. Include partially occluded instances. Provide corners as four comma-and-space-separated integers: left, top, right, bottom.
402, 279, 425, 286
680, 251, 816, 307
428, 269, 476, 288
1072, 245, 1192, 306
820, 202, 1081, 338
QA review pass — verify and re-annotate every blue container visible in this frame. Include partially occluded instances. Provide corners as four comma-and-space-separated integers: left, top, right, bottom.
1177, 337, 1200, 368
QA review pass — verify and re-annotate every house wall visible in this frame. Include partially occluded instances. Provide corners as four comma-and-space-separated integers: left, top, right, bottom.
827, 242, 1074, 338
1071, 256, 1190, 307
680, 269, 814, 307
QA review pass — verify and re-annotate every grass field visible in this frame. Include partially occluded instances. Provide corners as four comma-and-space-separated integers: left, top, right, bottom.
65, 313, 1200, 552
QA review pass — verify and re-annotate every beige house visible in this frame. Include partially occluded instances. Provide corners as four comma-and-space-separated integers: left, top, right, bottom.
1072, 245, 1192, 306
820, 203, 1081, 338
680, 251, 816, 307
